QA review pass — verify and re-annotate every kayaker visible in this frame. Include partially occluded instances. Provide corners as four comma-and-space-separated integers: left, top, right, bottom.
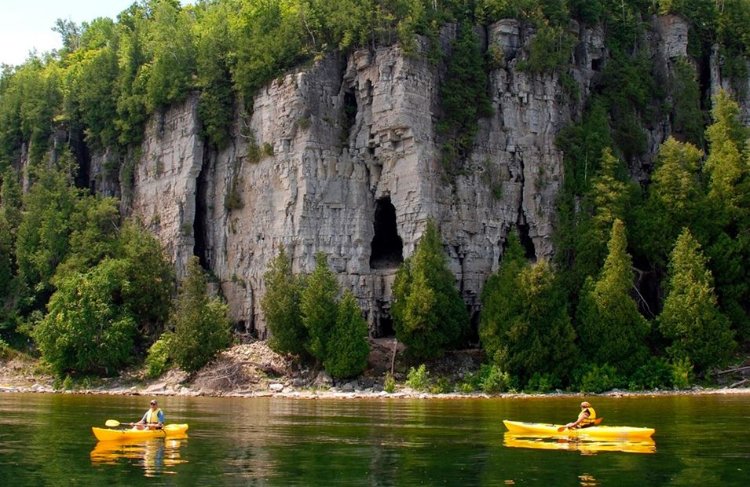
136, 399, 165, 430
565, 401, 597, 429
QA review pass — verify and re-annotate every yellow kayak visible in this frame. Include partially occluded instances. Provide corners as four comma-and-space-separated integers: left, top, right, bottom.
92, 424, 189, 441
503, 420, 654, 440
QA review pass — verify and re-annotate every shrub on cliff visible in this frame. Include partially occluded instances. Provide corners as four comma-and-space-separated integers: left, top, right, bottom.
169, 256, 232, 373
392, 220, 468, 360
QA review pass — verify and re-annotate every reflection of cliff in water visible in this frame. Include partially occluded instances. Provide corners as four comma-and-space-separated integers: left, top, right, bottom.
503, 433, 656, 455
90, 438, 188, 477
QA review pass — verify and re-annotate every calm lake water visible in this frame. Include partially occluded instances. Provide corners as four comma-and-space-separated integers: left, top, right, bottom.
1, 392, 748, 486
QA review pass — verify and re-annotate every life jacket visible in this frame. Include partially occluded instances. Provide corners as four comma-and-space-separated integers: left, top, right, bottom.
145, 408, 163, 424
580, 406, 597, 428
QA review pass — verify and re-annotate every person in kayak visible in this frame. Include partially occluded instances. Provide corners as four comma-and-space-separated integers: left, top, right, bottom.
565, 401, 597, 429
136, 399, 165, 430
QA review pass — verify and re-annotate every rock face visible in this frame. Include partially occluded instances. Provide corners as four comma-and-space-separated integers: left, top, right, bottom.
115, 16, 719, 337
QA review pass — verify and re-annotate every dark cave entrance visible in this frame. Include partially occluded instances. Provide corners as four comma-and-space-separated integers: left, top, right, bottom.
370, 197, 403, 269
516, 222, 537, 260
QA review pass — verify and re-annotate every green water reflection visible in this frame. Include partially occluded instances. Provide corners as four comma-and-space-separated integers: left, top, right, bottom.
0, 392, 748, 485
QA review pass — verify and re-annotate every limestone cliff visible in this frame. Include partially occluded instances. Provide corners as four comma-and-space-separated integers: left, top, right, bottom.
109, 16, 728, 337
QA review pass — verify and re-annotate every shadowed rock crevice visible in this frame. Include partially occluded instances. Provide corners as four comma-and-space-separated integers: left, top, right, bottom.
369, 196, 403, 269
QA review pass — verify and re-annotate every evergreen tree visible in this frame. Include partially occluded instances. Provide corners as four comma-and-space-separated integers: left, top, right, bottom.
300, 252, 339, 363
437, 21, 492, 174
324, 290, 370, 379
658, 228, 735, 373
117, 221, 174, 343
633, 137, 705, 269
479, 230, 527, 365
262, 246, 307, 356
170, 256, 231, 373
15, 166, 80, 309
566, 147, 637, 298
486, 259, 577, 385
704, 90, 748, 218
701, 91, 750, 342
576, 219, 649, 375
392, 220, 468, 360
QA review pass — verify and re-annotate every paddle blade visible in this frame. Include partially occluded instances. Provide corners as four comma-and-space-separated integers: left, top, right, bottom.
105, 419, 121, 427
557, 426, 567, 432
594, 417, 604, 425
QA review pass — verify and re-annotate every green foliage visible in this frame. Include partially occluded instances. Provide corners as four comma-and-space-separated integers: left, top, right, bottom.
262, 247, 307, 356
671, 356, 693, 389
406, 363, 429, 391
478, 364, 512, 394
33, 258, 137, 376
115, 221, 174, 342
658, 229, 735, 373
481, 251, 577, 384
704, 90, 748, 215
300, 252, 339, 363
169, 256, 232, 373
392, 220, 468, 360
144, 1, 196, 112
670, 58, 704, 146
576, 363, 621, 393
383, 372, 396, 393
437, 22, 492, 175
145, 332, 172, 379
628, 357, 673, 391
525, 372, 556, 393
576, 219, 649, 375
519, 23, 576, 74
15, 166, 81, 308
323, 291, 370, 379
480, 230, 527, 363
632, 137, 705, 269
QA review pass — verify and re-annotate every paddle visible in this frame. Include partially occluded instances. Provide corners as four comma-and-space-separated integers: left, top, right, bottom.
557, 417, 603, 432
105, 419, 137, 428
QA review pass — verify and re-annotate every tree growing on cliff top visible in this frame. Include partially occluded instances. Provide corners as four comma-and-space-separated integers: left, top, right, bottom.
392, 219, 468, 360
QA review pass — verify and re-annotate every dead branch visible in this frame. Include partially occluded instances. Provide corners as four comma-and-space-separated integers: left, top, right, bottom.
715, 365, 750, 375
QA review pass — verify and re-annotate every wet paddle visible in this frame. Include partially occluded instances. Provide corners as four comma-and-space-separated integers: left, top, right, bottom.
557, 417, 603, 432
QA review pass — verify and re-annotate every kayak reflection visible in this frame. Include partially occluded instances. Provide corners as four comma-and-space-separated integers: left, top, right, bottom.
90, 438, 188, 476
503, 433, 656, 455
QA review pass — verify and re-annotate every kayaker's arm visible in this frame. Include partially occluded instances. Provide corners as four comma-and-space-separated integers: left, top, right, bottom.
566, 409, 590, 429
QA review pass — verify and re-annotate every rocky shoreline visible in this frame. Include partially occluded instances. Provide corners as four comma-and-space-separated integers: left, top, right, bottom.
3, 341, 750, 400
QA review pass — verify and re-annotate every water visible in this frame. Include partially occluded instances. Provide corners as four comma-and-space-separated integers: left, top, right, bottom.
1, 392, 748, 485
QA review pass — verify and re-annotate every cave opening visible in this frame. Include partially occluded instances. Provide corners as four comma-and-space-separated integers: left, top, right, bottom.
370, 196, 403, 269
515, 222, 537, 260
378, 313, 395, 338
